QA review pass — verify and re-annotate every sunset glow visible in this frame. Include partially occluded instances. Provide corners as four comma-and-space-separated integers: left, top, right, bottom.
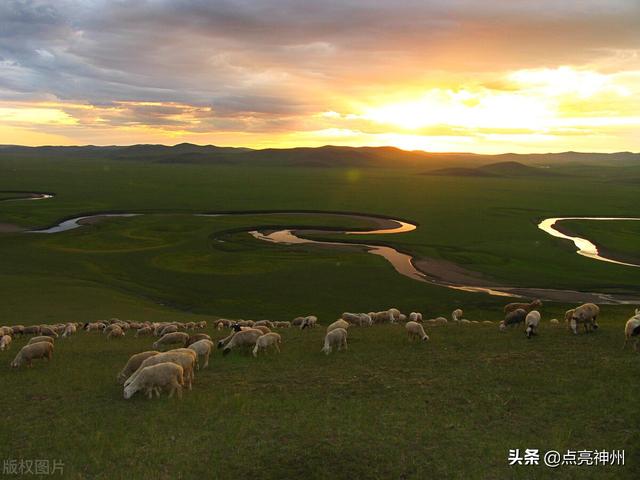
1, 1, 639, 152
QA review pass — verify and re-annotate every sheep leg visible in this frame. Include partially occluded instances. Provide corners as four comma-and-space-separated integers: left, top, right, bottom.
570, 319, 577, 335
274, 343, 280, 353
203, 353, 209, 369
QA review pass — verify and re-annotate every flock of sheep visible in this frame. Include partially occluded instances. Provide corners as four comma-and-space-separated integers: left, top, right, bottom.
2, 301, 640, 400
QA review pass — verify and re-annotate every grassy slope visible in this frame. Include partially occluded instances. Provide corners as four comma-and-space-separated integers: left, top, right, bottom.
1, 156, 639, 478
1, 318, 639, 480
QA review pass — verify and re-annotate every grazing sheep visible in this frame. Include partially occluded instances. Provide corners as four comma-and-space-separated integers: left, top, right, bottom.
123, 362, 184, 400
126, 350, 195, 390
499, 308, 527, 332
22, 325, 41, 335
84, 322, 106, 332
10, 342, 53, 368
274, 321, 291, 328
370, 310, 395, 324
152, 332, 189, 349
222, 329, 263, 357
11, 325, 24, 336
568, 303, 600, 335
215, 320, 227, 330
327, 319, 350, 333
135, 326, 152, 337
186, 333, 212, 346
27, 336, 54, 345
623, 310, 640, 351
322, 328, 348, 355
482, 320, 494, 325
342, 313, 372, 327
252, 333, 282, 357
549, 318, 560, 326
425, 317, 448, 327
197, 321, 207, 329
525, 310, 541, 338
62, 323, 76, 338
117, 351, 160, 384
300, 316, 318, 330
188, 339, 215, 369
254, 320, 275, 329
388, 308, 402, 323
252, 325, 272, 335
405, 321, 429, 342
159, 324, 179, 337
292, 316, 305, 327
451, 309, 463, 323
39, 326, 58, 338
504, 299, 542, 315
0, 335, 11, 351
0, 327, 12, 337
409, 312, 423, 323
107, 325, 125, 340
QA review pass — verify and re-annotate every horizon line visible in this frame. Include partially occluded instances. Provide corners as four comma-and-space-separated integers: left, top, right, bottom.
0, 143, 637, 156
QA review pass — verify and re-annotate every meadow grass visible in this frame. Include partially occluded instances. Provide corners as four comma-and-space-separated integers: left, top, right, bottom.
0, 157, 639, 478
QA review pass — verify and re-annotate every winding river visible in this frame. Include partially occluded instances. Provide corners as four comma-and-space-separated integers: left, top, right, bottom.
3, 191, 639, 303
538, 217, 640, 268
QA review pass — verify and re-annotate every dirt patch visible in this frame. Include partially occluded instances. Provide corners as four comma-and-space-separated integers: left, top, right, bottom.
0, 222, 25, 233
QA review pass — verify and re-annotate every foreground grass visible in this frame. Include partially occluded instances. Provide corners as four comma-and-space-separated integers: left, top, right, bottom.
1, 312, 638, 479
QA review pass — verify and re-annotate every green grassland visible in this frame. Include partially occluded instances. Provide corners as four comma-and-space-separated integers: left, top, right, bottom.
1, 155, 639, 478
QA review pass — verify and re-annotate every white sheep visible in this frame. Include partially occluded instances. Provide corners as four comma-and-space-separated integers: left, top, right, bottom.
623, 309, 640, 351
341, 313, 370, 327
125, 350, 196, 390
300, 316, 318, 329
568, 303, 600, 335
117, 351, 160, 384
451, 309, 463, 323
322, 328, 348, 355
188, 339, 215, 369
107, 325, 125, 340
252, 333, 282, 357
135, 326, 152, 337
525, 310, 541, 338
388, 308, 402, 323
39, 326, 58, 338
327, 319, 350, 333
62, 323, 76, 338
549, 318, 560, 326
10, 342, 53, 368
408, 312, 423, 323
425, 317, 448, 327
123, 362, 184, 400
405, 321, 429, 342
0, 335, 12, 351
152, 331, 189, 349
222, 329, 263, 356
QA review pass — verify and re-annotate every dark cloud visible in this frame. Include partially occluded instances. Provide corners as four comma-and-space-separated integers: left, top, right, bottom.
1, 0, 639, 131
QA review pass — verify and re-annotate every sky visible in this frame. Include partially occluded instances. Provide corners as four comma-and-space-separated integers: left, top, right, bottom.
1, 0, 639, 153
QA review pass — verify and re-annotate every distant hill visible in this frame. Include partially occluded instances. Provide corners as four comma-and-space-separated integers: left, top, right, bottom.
425, 161, 564, 177
0, 143, 638, 169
